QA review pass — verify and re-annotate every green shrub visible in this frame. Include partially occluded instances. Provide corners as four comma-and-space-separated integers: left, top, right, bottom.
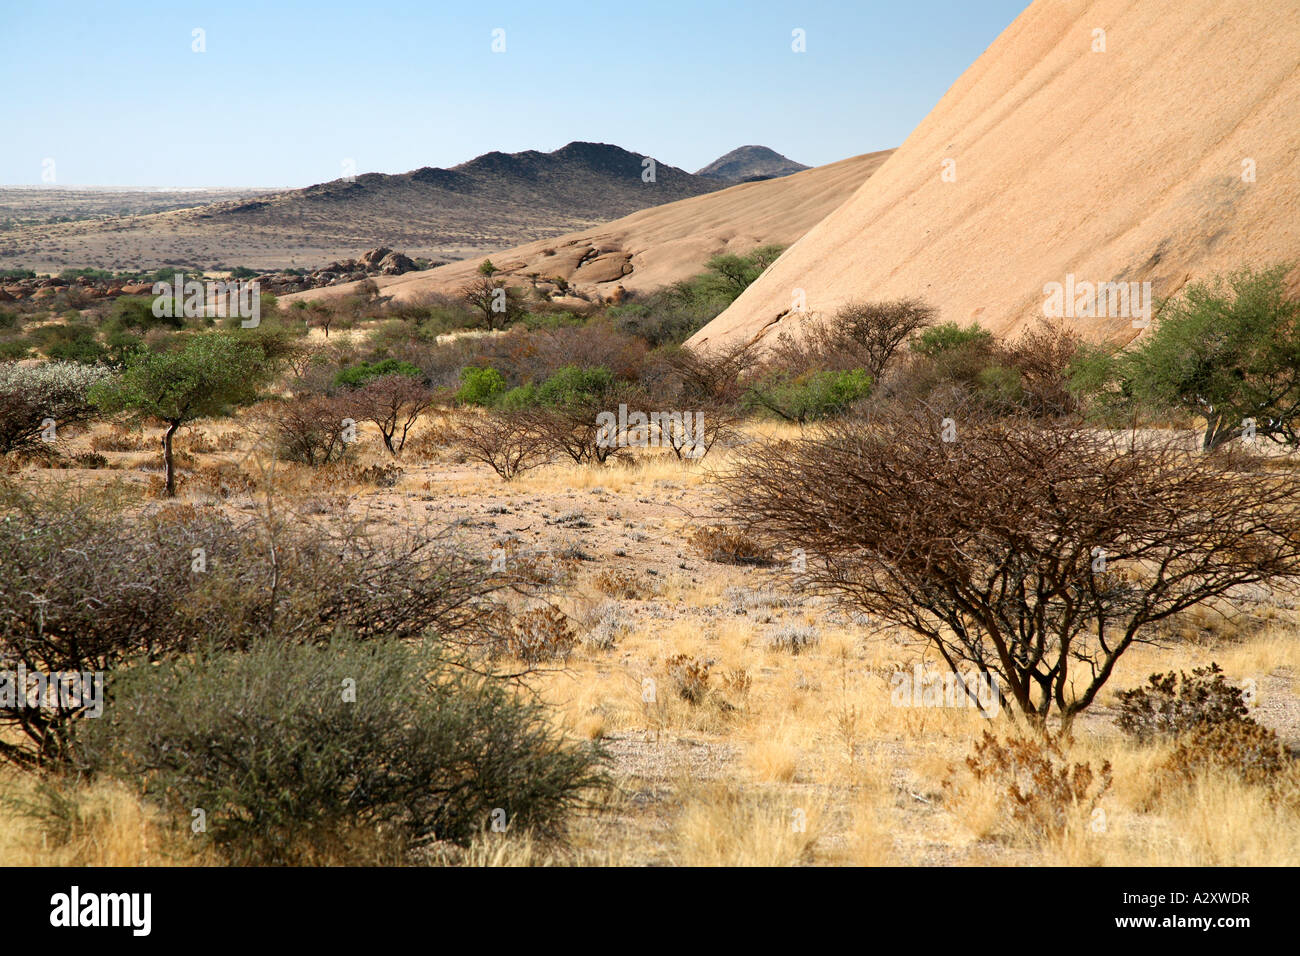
29, 322, 104, 363
497, 382, 539, 409
975, 365, 1024, 407
910, 321, 994, 358
536, 365, 613, 407
746, 368, 872, 423
333, 357, 421, 389
455, 366, 508, 406
58, 268, 114, 281
105, 295, 182, 333
104, 329, 146, 366
0, 338, 31, 361
74, 639, 606, 863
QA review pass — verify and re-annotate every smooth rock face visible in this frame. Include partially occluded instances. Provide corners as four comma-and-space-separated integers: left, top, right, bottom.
687, 0, 1300, 353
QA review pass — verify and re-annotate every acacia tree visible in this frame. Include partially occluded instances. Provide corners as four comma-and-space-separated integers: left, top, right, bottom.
1120, 265, 1300, 450
769, 298, 936, 379
462, 276, 526, 330
345, 373, 437, 456
718, 408, 1300, 731
704, 244, 785, 298
452, 410, 550, 481
89, 333, 266, 495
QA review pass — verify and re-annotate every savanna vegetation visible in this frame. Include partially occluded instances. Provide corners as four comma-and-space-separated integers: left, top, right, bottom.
2, 252, 1299, 866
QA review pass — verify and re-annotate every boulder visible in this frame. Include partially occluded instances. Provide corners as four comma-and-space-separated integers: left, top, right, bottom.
378, 251, 416, 275
574, 252, 633, 283
358, 247, 392, 269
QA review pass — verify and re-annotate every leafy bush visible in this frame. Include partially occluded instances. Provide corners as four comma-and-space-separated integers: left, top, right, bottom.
974, 365, 1024, 408
0, 338, 31, 361
104, 295, 182, 334
0, 361, 109, 456
910, 321, 994, 358
74, 639, 606, 862
536, 365, 613, 407
455, 366, 507, 406
702, 244, 784, 298
28, 322, 105, 364
746, 369, 872, 423
1123, 265, 1300, 450
497, 383, 538, 409
333, 357, 421, 390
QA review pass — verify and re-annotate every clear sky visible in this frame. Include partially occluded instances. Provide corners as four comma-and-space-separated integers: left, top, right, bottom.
2, 0, 1031, 188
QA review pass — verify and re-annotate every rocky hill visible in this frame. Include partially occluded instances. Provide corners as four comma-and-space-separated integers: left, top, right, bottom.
0, 143, 725, 274
695, 146, 809, 182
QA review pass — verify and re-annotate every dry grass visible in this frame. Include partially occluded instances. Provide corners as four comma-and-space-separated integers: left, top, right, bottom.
0, 770, 213, 866
4, 413, 1299, 866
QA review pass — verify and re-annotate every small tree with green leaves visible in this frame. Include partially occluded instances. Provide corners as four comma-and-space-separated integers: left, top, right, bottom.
89, 334, 267, 495
1121, 265, 1300, 450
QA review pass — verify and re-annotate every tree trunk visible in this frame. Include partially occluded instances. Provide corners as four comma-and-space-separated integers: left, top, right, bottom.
162, 420, 180, 496
1202, 418, 1218, 451
1203, 416, 1240, 451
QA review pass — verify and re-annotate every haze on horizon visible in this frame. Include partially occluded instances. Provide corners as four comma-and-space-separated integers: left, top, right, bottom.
1, 0, 1030, 189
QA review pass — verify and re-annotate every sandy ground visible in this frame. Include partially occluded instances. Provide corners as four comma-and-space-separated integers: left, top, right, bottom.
9, 414, 1298, 866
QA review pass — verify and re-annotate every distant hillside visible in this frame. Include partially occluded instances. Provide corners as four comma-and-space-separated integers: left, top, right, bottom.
281, 149, 894, 307
0, 143, 725, 273
695, 146, 809, 182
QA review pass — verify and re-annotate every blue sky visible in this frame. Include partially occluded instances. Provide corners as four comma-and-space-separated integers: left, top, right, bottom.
2, 0, 1031, 187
